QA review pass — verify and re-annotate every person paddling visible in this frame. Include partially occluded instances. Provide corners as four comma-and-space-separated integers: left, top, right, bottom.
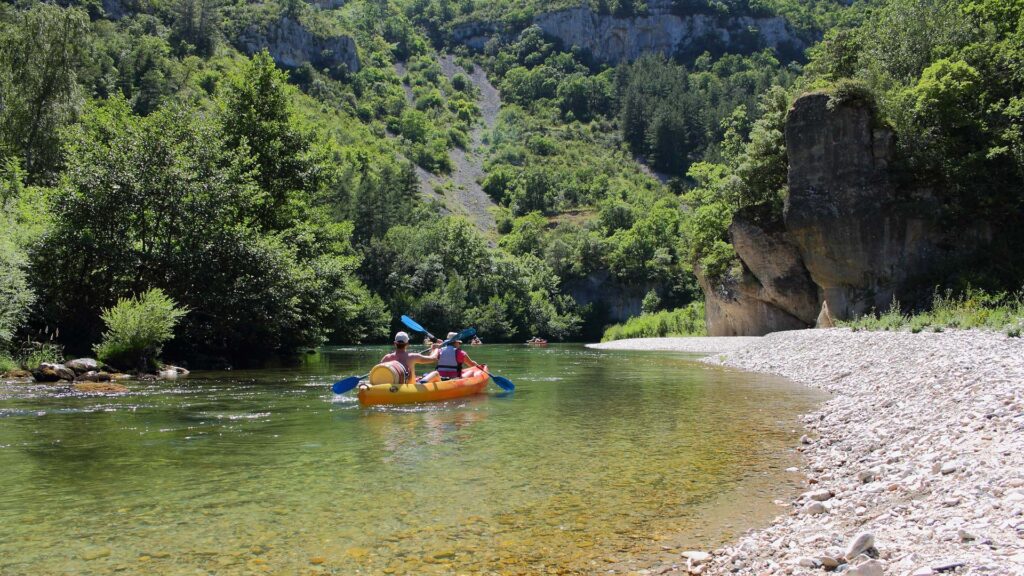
359, 331, 439, 389
417, 332, 483, 384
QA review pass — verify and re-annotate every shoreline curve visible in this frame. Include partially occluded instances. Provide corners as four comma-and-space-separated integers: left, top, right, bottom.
599, 329, 1024, 575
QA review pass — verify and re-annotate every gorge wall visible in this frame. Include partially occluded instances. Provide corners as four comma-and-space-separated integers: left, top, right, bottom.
234, 16, 360, 77
700, 92, 984, 336
451, 0, 805, 64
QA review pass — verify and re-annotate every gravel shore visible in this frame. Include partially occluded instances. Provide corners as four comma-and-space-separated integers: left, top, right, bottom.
623, 329, 1024, 576
586, 337, 762, 354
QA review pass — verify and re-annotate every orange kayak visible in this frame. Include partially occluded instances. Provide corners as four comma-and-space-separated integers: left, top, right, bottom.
357, 365, 490, 406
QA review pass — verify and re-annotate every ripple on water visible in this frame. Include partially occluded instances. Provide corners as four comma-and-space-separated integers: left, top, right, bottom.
0, 345, 827, 575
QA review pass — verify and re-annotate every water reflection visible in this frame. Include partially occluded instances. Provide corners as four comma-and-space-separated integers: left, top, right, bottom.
0, 345, 826, 575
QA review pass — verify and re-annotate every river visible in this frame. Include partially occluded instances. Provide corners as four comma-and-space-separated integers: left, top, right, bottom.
0, 344, 826, 575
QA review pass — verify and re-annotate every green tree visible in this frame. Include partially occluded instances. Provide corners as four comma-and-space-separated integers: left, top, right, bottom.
219, 51, 323, 231
0, 4, 88, 182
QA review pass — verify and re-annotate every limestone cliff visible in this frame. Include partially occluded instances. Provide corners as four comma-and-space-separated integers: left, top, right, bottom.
235, 16, 360, 77
451, 0, 805, 64
564, 271, 653, 324
698, 205, 819, 336
699, 92, 986, 335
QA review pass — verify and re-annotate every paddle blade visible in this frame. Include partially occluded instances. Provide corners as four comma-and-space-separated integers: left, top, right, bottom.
454, 327, 476, 342
331, 375, 362, 395
400, 315, 427, 334
491, 374, 515, 392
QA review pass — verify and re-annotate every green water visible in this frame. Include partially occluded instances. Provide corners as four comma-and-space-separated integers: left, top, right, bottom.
0, 345, 826, 575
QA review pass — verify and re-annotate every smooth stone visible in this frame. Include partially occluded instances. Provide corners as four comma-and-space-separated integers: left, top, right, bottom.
82, 547, 112, 560
847, 559, 884, 576
932, 561, 966, 572
807, 489, 833, 501
681, 551, 710, 565
802, 502, 827, 515
798, 557, 822, 568
845, 532, 875, 559
957, 528, 975, 541
819, 556, 840, 569
940, 462, 958, 475
912, 568, 936, 576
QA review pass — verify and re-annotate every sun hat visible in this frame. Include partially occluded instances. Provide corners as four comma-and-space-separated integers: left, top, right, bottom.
446, 331, 462, 342
395, 331, 410, 343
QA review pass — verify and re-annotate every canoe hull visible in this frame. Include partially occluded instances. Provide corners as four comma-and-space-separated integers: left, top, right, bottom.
357, 366, 489, 406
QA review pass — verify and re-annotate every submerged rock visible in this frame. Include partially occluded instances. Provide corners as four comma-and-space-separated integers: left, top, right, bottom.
73, 382, 129, 394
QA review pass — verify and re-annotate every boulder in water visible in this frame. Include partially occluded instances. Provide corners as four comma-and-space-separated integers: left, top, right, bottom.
65, 358, 99, 374
32, 363, 75, 382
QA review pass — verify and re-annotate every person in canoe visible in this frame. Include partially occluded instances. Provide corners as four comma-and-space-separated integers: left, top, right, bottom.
417, 331, 484, 384
358, 331, 439, 389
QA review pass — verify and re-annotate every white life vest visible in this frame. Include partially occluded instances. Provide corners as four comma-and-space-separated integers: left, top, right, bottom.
437, 345, 462, 375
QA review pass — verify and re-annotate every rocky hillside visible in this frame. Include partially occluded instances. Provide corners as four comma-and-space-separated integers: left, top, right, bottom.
451, 0, 807, 64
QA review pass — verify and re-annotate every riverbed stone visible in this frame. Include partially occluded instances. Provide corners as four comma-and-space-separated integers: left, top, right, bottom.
844, 532, 874, 560
65, 358, 100, 374
32, 362, 74, 382
682, 551, 710, 565
802, 502, 827, 515
847, 559, 884, 576
806, 489, 833, 501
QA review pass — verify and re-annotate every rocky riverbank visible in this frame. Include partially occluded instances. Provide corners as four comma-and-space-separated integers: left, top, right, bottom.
598, 329, 1024, 575
587, 336, 762, 354
700, 329, 1024, 575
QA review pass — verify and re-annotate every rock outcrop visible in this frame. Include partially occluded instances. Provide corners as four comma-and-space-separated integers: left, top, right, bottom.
451, 0, 805, 64
235, 16, 360, 77
784, 92, 948, 319
698, 204, 820, 336
698, 92, 987, 335
564, 270, 653, 324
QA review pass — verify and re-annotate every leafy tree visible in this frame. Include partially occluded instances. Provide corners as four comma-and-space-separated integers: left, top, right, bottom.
0, 3, 88, 182
219, 51, 324, 231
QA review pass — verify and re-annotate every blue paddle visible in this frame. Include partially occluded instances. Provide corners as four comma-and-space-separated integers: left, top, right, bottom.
400, 317, 515, 392
330, 327, 477, 394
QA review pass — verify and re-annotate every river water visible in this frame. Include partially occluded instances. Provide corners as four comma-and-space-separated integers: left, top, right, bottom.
0, 344, 826, 575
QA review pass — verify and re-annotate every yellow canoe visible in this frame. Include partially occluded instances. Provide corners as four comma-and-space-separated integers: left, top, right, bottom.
357, 366, 490, 406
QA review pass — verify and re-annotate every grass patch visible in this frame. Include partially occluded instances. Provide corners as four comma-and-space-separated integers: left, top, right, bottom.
0, 354, 17, 372
601, 302, 707, 342
841, 288, 1024, 337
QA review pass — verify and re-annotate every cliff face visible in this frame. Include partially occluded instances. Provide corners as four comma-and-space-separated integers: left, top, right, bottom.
700, 92, 981, 335
534, 5, 801, 64
235, 16, 360, 77
564, 271, 653, 324
450, 0, 805, 64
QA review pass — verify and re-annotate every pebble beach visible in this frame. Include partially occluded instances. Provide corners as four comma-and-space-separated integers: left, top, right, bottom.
591, 329, 1024, 576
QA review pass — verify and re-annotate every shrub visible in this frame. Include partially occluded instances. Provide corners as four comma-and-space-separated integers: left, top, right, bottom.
601, 302, 707, 341
94, 289, 188, 371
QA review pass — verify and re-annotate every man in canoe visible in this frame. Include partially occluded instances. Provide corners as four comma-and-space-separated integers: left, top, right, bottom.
417, 331, 484, 384
359, 331, 439, 388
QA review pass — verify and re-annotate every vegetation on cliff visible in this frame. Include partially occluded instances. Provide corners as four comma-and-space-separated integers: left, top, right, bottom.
1, 0, 1021, 364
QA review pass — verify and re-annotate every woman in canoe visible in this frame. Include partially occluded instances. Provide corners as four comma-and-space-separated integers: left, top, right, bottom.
359, 331, 439, 389
417, 331, 483, 384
